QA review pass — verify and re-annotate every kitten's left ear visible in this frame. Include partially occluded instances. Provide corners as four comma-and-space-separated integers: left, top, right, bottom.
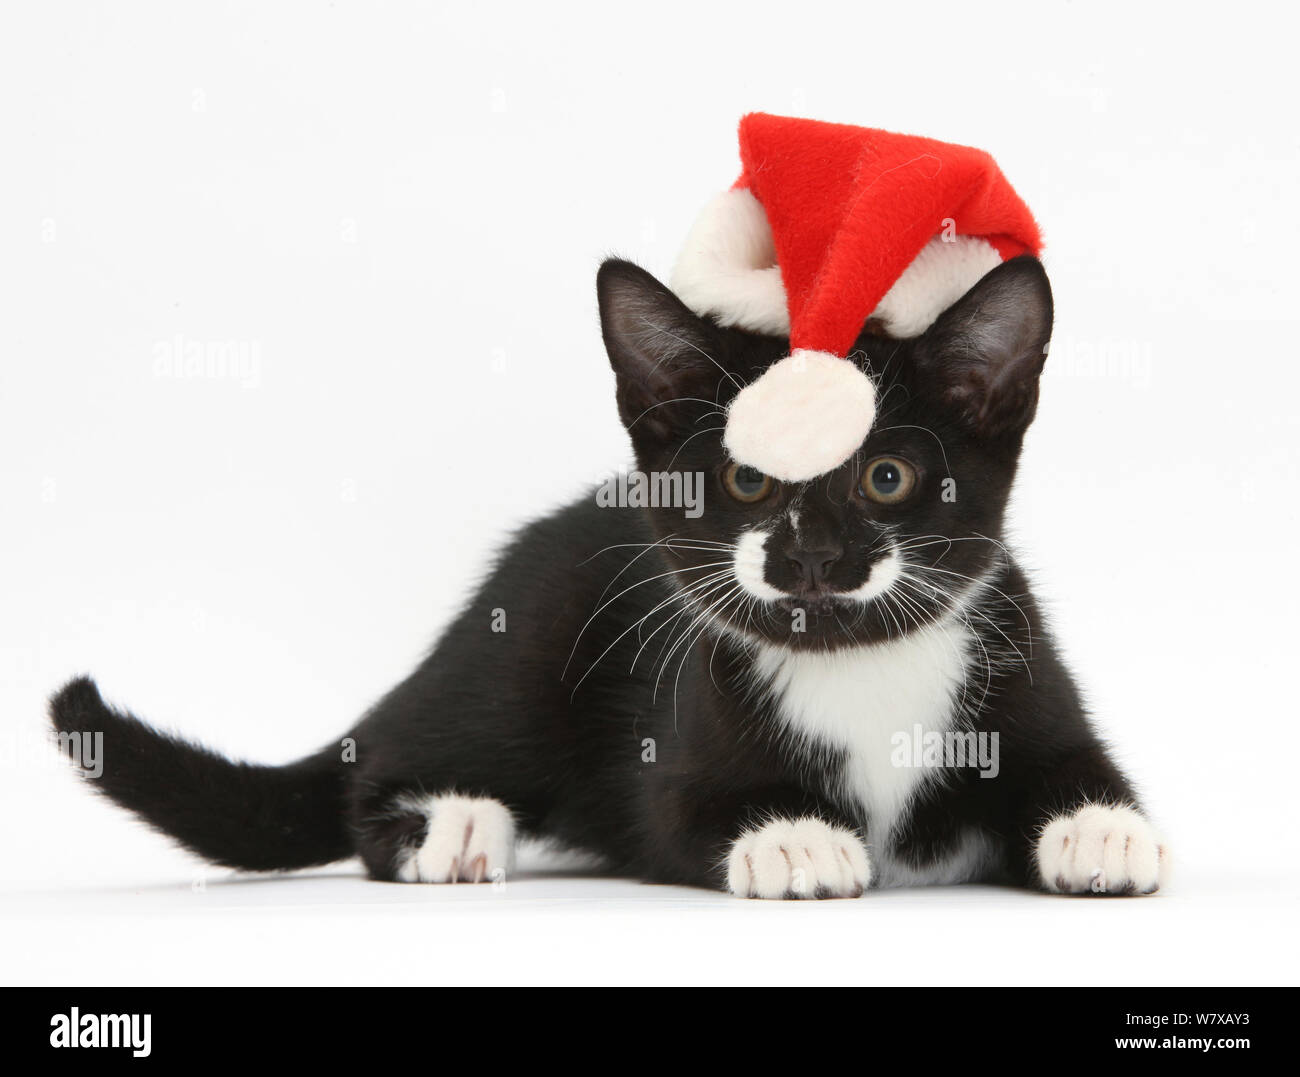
914, 255, 1054, 439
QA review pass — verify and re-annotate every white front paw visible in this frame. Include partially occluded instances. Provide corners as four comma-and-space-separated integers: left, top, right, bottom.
726, 817, 871, 899
396, 794, 515, 884
1036, 803, 1168, 895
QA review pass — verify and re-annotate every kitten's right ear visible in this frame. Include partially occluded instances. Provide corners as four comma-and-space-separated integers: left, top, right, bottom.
597, 259, 724, 441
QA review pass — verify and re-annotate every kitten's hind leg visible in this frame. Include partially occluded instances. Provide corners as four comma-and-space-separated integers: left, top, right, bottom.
360, 792, 516, 884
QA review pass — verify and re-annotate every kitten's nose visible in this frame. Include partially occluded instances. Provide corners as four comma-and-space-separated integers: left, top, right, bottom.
785, 546, 842, 589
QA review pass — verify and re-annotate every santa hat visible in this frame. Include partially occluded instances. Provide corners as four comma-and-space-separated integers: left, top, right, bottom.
670, 114, 1042, 482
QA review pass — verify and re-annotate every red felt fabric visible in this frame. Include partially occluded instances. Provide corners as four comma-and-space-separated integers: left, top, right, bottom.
734, 113, 1042, 356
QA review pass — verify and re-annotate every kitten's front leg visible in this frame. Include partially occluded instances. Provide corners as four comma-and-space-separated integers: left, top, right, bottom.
1035, 802, 1167, 896
1022, 749, 1170, 896
726, 816, 872, 899
658, 784, 870, 899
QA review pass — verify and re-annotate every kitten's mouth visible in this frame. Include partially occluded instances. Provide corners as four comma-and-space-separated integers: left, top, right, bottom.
775, 594, 853, 617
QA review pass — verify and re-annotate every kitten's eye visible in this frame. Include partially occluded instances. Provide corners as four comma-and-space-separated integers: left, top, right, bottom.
723, 463, 775, 503
860, 456, 917, 505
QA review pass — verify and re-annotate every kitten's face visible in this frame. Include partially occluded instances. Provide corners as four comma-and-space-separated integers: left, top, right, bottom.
597, 257, 1053, 653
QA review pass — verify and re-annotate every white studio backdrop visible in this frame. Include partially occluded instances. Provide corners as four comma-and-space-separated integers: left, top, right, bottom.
1, 2, 1296, 983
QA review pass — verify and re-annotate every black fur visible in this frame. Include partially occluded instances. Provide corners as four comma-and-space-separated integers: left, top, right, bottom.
50, 255, 1147, 892
50, 677, 349, 870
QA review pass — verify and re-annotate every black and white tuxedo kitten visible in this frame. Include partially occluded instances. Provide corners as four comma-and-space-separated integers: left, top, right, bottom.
51, 255, 1168, 899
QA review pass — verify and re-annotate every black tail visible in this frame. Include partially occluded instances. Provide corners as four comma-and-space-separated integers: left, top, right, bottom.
49, 676, 353, 871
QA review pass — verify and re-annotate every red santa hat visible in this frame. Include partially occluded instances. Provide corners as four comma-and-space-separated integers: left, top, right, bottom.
670, 113, 1042, 482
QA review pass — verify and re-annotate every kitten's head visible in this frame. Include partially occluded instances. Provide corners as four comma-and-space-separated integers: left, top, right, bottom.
596, 255, 1053, 652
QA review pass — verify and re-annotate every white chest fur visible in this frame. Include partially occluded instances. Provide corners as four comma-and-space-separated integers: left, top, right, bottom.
752, 614, 975, 853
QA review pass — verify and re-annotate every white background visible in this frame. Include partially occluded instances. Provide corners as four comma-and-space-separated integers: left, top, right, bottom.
2, 2, 1296, 986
